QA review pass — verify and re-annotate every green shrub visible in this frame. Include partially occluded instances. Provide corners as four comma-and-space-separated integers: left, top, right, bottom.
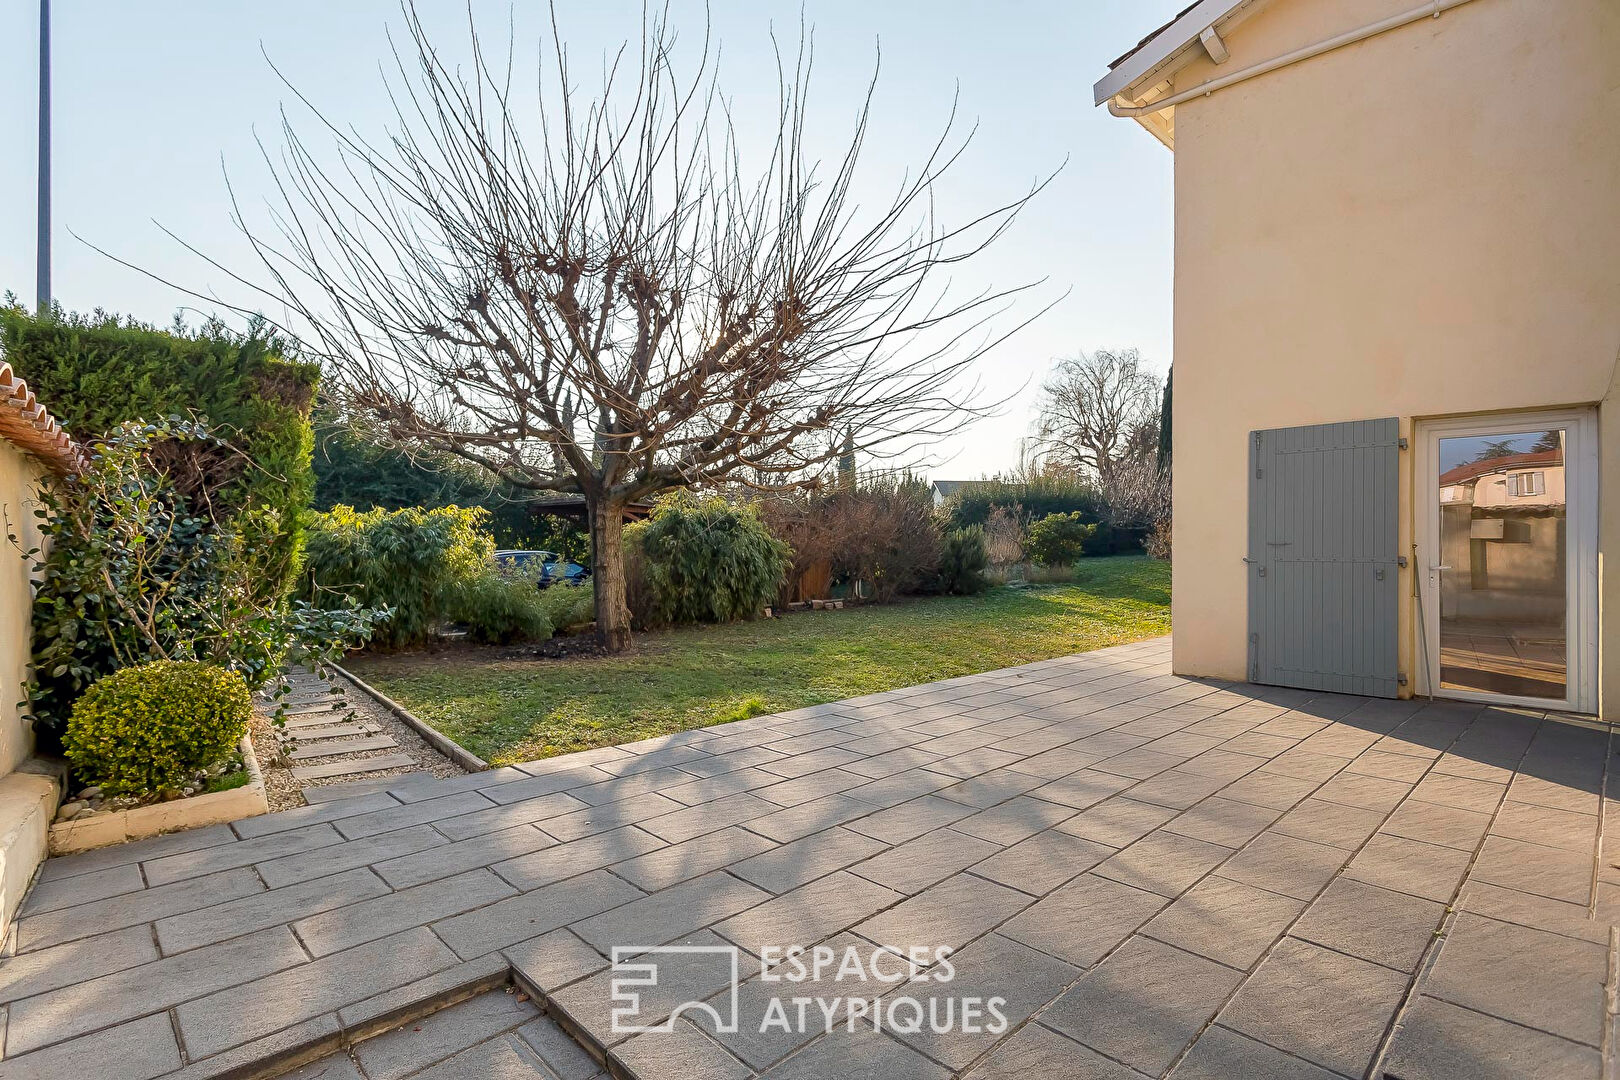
637, 493, 792, 625
538, 583, 596, 631
1024, 512, 1098, 567
941, 475, 1103, 531
311, 403, 592, 560
937, 526, 990, 595
1, 305, 318, 601
63, 661, 251, 797
303, 505, 493, 648
19, 418, 383, 745
450, 569, 553, 644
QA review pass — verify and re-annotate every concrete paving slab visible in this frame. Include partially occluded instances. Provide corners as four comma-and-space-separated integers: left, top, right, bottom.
6, 637, 1614, 1079
1041, 935, 1244, 1076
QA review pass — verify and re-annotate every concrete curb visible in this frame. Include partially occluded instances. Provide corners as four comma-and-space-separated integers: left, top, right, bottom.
47, 734, 268, 856
330, 664, 490, 773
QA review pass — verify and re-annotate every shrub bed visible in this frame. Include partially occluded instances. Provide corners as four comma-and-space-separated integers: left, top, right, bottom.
23, 419, 383, 745
303, 504, 494, 648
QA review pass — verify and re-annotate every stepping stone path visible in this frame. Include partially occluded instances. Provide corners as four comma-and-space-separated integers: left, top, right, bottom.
258, 667, 420, 794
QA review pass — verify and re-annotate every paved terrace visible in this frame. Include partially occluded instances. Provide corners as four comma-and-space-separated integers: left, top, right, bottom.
2, 637, 1615, 1080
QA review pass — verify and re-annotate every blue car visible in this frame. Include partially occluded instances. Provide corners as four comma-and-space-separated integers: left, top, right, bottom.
494, 550, 591, 588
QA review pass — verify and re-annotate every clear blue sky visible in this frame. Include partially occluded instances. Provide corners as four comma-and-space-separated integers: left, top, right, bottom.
0, 1, 1182, 479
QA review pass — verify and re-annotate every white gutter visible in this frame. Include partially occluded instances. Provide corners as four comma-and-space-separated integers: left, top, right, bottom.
1093, 0, 1250, 106
1108, 0, 1480, 118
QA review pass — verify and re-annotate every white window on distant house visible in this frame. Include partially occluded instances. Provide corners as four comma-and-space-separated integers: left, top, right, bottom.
1507, 471, 1545, 497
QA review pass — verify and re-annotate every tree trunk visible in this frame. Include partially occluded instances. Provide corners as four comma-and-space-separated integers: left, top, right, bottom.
589, 497, 633, 652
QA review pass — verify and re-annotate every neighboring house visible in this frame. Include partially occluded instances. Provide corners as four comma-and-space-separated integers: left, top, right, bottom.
0, 362, 78, 934
1437, 450, 1566, 631
930, 480, 971, 507
1096, 0, 1619, 713
1438, 449, 1565, 513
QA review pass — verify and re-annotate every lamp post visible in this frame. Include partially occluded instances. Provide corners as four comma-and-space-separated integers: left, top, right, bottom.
36, 0, 51, 313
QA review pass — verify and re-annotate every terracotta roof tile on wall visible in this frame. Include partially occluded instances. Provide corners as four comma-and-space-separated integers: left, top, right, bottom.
1438, 449, 1561, 487
0, 362, 85, 475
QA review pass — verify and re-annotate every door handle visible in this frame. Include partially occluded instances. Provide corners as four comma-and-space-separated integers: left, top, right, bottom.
1429, 565, 1452, 571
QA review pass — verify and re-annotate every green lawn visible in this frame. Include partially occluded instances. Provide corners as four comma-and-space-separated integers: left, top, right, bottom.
349, 555, 1170, 765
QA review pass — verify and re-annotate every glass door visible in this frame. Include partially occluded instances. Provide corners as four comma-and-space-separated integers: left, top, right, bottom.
1416, 411, 1596, 712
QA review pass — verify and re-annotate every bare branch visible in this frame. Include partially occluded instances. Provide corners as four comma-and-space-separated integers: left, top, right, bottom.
171, 1, 1055, 648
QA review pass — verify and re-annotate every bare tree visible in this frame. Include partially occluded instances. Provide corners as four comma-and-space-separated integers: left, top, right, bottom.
1099, 439, 1170, 528
156, 4, 1051, 651
1033, 348, 1165, 523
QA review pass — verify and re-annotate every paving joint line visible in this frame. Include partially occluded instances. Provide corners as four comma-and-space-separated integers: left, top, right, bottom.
1365, 708, 1551, 1079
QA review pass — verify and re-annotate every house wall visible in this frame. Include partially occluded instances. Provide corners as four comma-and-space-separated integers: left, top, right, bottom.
0, 440, 44, 774
1472, 468, 1566, 512
1166, 0, 1620, 708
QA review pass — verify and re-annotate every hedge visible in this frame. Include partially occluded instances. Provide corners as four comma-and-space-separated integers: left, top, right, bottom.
940, 476, 1105, 530
0, 305, 318, 600
313, 403, 591, 560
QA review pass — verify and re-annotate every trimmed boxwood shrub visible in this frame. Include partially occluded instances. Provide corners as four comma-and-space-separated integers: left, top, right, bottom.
63, 661, 252, 797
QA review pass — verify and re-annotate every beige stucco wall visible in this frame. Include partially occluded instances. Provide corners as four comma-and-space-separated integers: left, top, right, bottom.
0, 441, 44, 775
1165, 0, 1620, 705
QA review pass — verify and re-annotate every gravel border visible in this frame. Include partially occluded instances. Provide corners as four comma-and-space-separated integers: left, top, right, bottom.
248, 677, 468, 812
331, 664, 489, 772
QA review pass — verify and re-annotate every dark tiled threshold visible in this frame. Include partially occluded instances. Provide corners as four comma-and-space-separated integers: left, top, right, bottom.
278, 983, 602, 1080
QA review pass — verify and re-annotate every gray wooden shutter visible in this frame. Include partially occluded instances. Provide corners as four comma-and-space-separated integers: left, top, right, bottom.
1248, 418, 1400, 697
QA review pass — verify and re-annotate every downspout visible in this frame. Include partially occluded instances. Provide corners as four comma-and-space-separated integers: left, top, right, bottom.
1109, 0, 1480, 118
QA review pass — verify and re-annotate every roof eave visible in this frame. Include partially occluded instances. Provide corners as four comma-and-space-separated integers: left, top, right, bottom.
0, 362, 86, 475
1092, 0, 1255, 107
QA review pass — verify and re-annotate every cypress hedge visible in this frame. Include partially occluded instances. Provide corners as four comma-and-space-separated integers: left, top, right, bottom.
939, 475, 1105, 530
0, 304, 318, 599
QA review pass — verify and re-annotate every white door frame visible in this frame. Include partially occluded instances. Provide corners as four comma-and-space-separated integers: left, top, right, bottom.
1413, 408, 1598, 713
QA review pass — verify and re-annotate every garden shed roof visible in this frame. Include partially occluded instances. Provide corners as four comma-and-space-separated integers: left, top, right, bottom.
0, 361, 85, 474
